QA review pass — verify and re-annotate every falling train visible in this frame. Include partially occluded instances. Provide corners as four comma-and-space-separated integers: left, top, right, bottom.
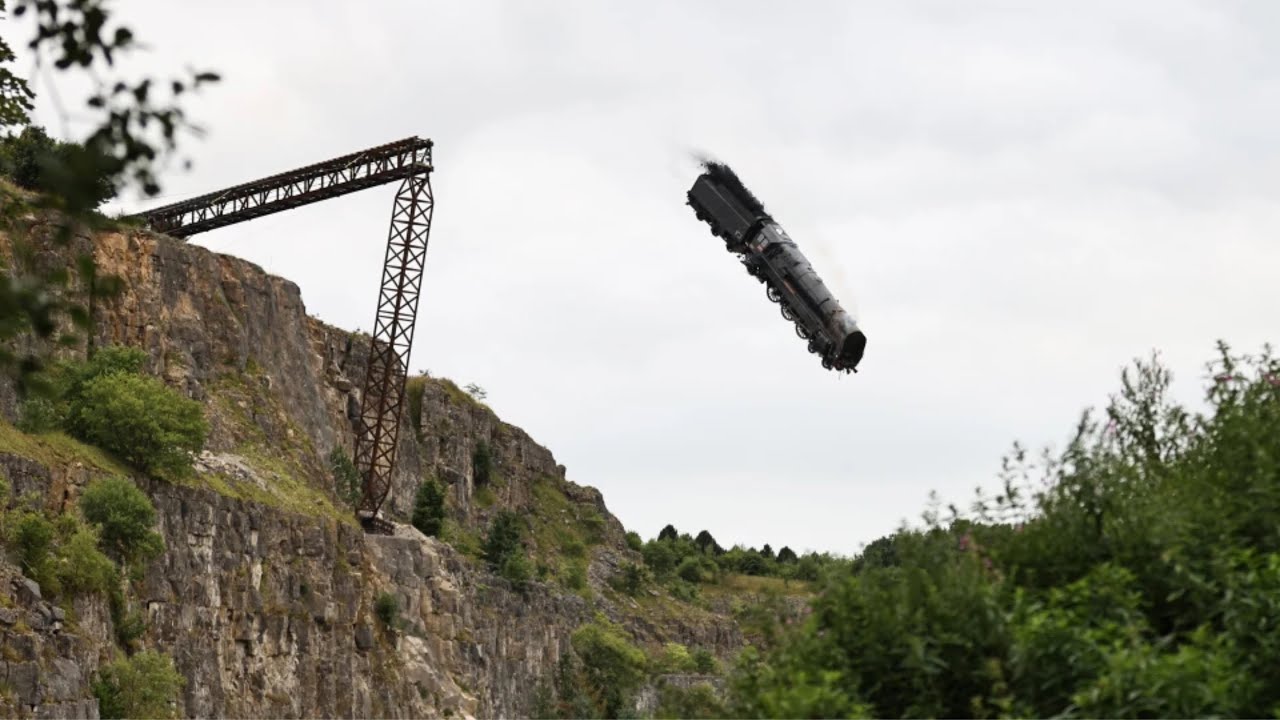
686, 161, 866, 373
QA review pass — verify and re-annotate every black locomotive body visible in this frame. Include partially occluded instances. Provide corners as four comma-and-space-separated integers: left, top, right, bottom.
687, 162, 866, 372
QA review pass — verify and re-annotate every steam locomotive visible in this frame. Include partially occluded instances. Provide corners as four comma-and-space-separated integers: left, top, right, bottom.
687, 161, 866, 373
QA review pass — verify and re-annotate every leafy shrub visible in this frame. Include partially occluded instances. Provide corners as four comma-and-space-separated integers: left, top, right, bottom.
482, 510, 522, 567
68, 371, 206, 477
79, 476, 164, 566
92, 650, 186, 719
570, 617, 649, 718
405, 376, 426, 436
374, 592, 399, 629
691, 647, 718, 674
16, 396, 65, 433
668, 578, 699, 603
625, 530, 643, 552
727, 344, 1280, 718
564, 559, 588, 591
656, 642, 696, 673
55, 524, 117, 596
109, 589, 147, 650
9, 510, 53, 575
655, 681, 725, 720
610, 562, 649, 596
0, 125, 116, 208
537, 652, 598, 719
561, 536, 586, 559
328, 447, 360, 507
411, 478, 445, 537
677, 552, 719, 585
641, 538, 678, 576
499, 552, 533, 593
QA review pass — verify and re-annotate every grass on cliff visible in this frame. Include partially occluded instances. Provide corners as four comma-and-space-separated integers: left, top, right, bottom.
526, 476, 608, 588
437, 377, 491, 413
0, 420, 129, 475
198, 368, 353, 524
171, 447, 355, 527
703, 573, 814, 598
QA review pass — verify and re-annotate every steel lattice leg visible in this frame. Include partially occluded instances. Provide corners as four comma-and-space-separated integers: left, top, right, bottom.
354, 172, 434, 528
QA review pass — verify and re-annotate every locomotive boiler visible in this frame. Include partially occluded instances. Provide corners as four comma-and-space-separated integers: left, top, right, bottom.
686, 161, 866, 372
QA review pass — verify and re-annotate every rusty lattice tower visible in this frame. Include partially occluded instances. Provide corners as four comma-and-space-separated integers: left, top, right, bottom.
142, 137, 435, 532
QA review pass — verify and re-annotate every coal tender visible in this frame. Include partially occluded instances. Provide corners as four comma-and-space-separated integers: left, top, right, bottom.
687, 161, 866, 372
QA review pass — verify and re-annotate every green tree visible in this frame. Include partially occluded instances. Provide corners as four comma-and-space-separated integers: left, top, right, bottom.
570, 617, 648, 718
411, 477, 446, 537
727, 344, 1280, 718
67, 371, 206, 477
92, 650, 186, 720
78, 476, 164, 566
658, 523, 679, 542
694, 529, 722, 554
0, 125, 115, 205
9, 509, 53, 575
54, 524, 115, 595
483, 510, 521, 564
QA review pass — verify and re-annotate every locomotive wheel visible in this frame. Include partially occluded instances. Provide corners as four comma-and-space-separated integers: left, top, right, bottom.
822, 358, 833, 370
795, 323, 810, 340
780, 305, 794, 321
807, 339, 817, 353
766, 285, 781, 303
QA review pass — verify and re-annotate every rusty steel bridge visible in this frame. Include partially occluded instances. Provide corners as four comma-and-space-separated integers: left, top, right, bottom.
141, 137, 436, 534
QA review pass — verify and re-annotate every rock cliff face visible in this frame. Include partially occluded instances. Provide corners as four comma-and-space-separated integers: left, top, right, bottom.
0, 226, 742, 718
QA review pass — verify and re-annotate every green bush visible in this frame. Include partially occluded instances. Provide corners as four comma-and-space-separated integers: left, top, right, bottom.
564, 559, 588, 591
691, 647, 718, 674
625, 530, 643, 552
656, 681, 725, 720
610, 562, 649, 596
482, 510, 523, 567
570, 617, 649, 718
726, 344, 1280, 718
0, 125, 117, 208
55, 524, 118, 596
68, 371, 206, 477
411, 478, 445, 537
328, 447, 360, 508
499, 551, 533, 593
374, 592, 399, 629
16, 396, 65, 433
92, 650, 186, 719
109, 588, 147, 650
656, 642, 696, 673
9, 510, 53, 575
79, 476, 164, 566
3, 505, 118, 599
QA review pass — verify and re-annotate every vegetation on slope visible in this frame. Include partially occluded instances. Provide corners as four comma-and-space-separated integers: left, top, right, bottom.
726, 343, 1280, 718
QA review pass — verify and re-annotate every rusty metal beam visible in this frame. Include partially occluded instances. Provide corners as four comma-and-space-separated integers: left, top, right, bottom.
139, 136, 436, 532
353, 170, 434, 526
140, 137, 433, 237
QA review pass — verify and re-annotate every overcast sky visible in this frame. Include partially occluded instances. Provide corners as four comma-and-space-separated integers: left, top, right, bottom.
11, 1, 1280, 555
